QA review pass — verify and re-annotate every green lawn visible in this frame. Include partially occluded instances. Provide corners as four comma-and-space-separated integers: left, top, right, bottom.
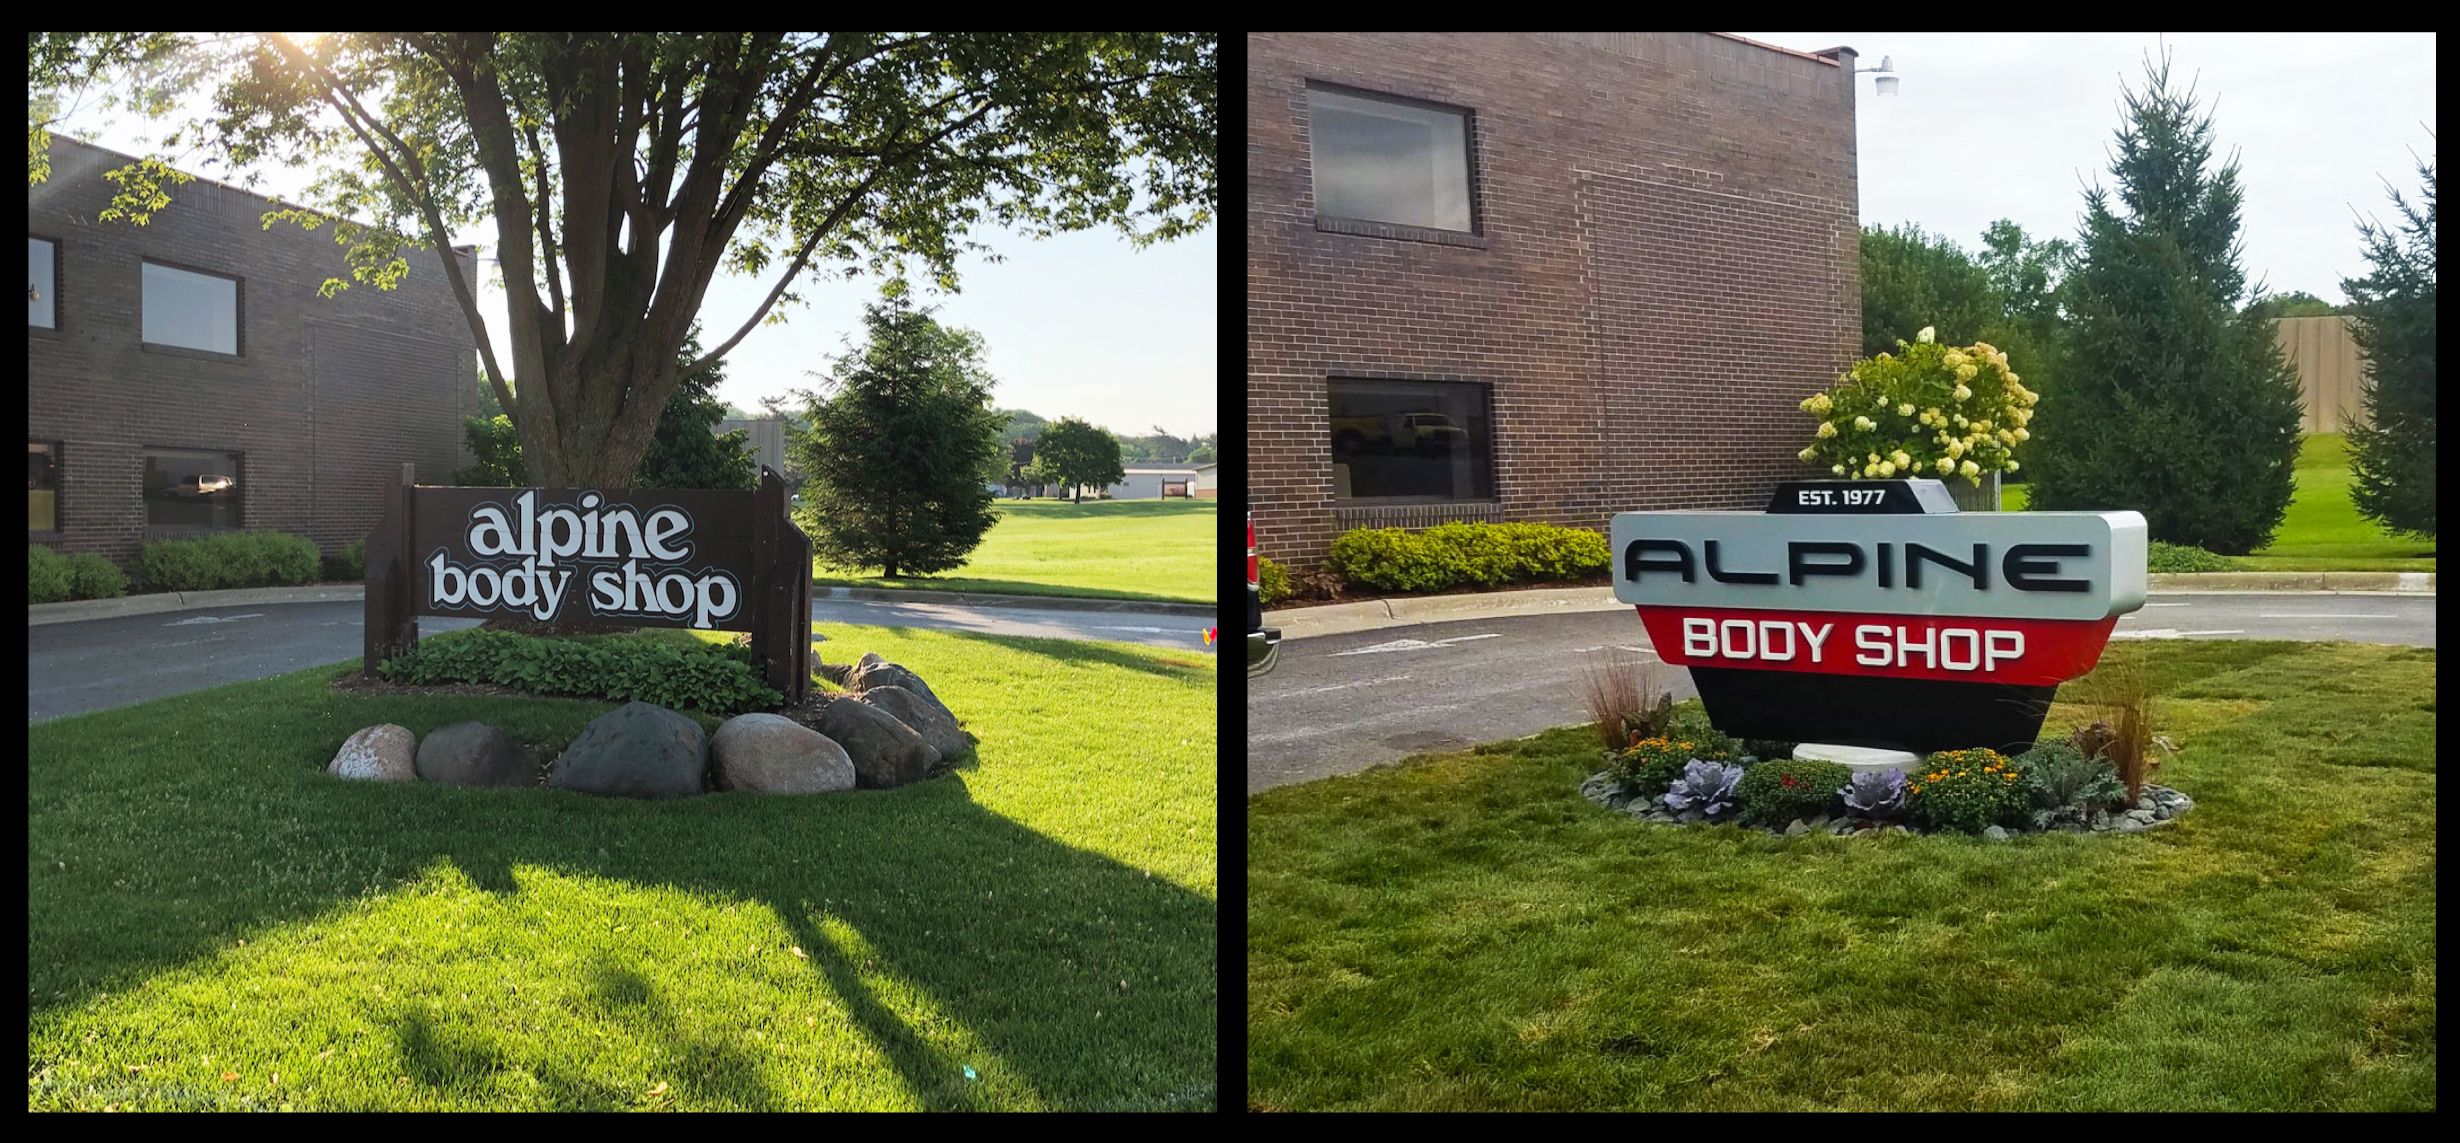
29, 625, 1218, 1111
2000, 435, 2435, 571
1248, 640, 2436, 1110
812, 499, 1217, 605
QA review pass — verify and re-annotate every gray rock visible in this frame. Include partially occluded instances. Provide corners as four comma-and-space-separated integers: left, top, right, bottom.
811, 696, 940, 789
1890, 825, 1915, 836
2115, 817, 2150, 834
1982, 825, 2010, 842
1676, 808, 1705, 824
710, 713, 856, 794
2154, 804, 2174, 820
329, 724, 417, 782
1806, 814, 1831, 831
415, 721, 538, 787
2125, 808, 2157, 824
861, 685, 970, 762
846, 657, 953, 722
2091, 810, 2113, 831
1784, 819, 1810, 837
550, 702, 707, 799
1829, 819, 1855, 835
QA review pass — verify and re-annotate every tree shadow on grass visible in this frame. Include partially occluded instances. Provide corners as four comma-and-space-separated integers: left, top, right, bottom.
28, 675, 1216, 1111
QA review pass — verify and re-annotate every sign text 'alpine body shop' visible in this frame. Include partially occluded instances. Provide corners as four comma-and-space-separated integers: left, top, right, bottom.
1611, 480, 2148, 754
411, 488, 757, 631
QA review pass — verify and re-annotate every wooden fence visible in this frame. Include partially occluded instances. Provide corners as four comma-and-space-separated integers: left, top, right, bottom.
2273, 316, 2370, 434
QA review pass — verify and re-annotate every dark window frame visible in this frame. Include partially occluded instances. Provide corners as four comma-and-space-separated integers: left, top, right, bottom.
1303, 80, 1486, 245
140, 445, 247, 534
29, 439, 63, 537
29, 233, 62, 334
138, 257, 245, 359
1326, 376, 1502, 506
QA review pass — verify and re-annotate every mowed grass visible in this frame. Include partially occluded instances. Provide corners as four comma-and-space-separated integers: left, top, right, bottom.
812, 499, 1217, 605
1247, 640, 2436, 1110
28, 624, 1218, 1111
2001, 434, 2435, 571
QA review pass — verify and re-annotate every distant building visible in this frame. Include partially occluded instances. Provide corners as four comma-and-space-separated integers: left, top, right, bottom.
30, 135, 478, 567
715, 417, 788, 477
1193, 462, 1219, 499
1086, 466, 1201, 500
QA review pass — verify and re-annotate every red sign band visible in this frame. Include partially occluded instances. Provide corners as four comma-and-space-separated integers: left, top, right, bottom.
1633, 605, 2120, 686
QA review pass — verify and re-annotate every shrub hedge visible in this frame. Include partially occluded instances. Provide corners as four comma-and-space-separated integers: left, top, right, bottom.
1257, 556, 1291, 606
2147, 541, 2237, 573
139, 532, 321, 592
29, 546, 129, 604
1325, 522, 1609, 593
380, 628, 783, 716
1735, 758, 1855, 827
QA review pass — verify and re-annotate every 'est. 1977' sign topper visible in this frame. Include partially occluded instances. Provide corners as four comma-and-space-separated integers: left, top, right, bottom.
1611, 479, 2147, 755
360, 467, 814, 702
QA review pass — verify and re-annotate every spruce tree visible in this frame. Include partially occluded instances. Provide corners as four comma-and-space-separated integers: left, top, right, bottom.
2027, 53, 2304, 554
2341, 155, 2436, 539
633, 324, 759, 492
790, 297, 1005, 578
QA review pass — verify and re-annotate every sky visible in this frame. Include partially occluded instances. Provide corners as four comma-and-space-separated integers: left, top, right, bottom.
1740, 32, 2437, 303
43, 46, 1218, 440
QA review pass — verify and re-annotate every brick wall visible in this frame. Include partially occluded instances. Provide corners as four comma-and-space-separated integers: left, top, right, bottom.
1248, 32, 1862, 567
28, 136, 477, 568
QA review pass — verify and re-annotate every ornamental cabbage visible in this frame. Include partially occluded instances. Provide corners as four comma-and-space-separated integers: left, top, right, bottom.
1840, 768, 1909, 819
1662, 759, 1745, 819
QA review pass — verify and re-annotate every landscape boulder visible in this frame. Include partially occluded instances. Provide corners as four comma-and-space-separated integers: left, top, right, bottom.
860, 685, 971, 762
710, 713, 857, 794
811, 696, 940, 789
329, 724, 417, 782
846, 655, 954, 722
415, 721, 539, 787
550, 701, 708, 799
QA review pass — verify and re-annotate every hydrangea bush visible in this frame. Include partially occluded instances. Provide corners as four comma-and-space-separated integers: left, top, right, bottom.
1795, 326, 2037, 485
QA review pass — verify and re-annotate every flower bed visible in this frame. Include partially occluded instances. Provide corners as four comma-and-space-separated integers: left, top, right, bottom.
1578, 735, 2196, 839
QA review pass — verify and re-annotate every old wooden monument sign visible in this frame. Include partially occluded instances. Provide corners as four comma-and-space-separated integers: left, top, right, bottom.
363, 466, 813, 701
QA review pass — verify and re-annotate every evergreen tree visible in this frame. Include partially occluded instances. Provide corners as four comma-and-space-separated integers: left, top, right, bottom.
2341, 153, 2436, 538
1859, 223, 2000, 357
1034, 418, 1126, 503
790, 297, 1005, 577
2026, 53, 2304, 554
633, 324, 758, 491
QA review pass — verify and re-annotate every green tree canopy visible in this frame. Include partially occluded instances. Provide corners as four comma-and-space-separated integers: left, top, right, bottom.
789, 297, 1005, 577
1859, 223, 1999, 356
1033, 417, 1126, 503
2026, 51, 2305, 554
2341, 152, 2435, 538
30, 32, 1216, 489
2243, 289, 2344, 320
451, 322, 756, 490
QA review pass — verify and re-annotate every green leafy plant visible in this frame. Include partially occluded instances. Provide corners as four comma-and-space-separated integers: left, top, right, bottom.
1735, 758, 1854, 827
1604, 735, 1733, 800
2014, 741, 2125, 822
1257, 556, 1292, 606
2147, 541, 2235, 572
28, 545, 72, 604
1661, 707, 1747, 765
340, 539, 366, 581
138, 532, 319, 592
1325, 522, 1610, 594
1907, 748, 2029, 834
379, 629, 784, 716
1794, 328, 2036, 484
63, 553, 128, 599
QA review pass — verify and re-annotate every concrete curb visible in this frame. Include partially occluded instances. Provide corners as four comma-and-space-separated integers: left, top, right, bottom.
1268, 572, 2434, 641
31, 582, 1217, 626
818, 586, 1216, 617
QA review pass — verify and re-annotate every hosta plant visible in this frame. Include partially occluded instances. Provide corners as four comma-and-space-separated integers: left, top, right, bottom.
1907, 748, 2030, 834
1661, 759, 1745, 820
1794, 326, 2036, 484
1840, 768, 1910, 820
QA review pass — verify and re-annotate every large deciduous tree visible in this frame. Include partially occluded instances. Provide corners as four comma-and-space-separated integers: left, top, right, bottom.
1033, 418, 1126, 503
31, 32, 1216, 487
2341, 153, 2436, 539
2026, 53, 2304, 554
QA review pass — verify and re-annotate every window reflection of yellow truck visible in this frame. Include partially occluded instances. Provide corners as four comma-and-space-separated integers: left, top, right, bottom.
1329, 411, 1470, 455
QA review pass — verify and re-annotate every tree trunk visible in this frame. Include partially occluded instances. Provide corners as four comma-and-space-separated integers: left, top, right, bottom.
883, 561, 899, 578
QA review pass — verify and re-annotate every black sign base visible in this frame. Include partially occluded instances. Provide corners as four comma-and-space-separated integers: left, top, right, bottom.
1687, 667, 2057, 757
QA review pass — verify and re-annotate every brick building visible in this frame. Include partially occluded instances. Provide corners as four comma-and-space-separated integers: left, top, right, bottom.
29, 135, 477, 569
1248, 32, 1862, 566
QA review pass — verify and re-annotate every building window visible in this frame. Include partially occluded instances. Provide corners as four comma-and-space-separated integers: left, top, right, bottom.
143, 448, 244, 530
1328, 379, 1495, 501
29, 442, 59, 532
30, 236, 57, 328
141, 261, 240, 355
1308, 85, 1475, 233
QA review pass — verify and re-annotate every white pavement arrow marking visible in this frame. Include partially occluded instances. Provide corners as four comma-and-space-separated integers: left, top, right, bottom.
2255, 613, 2395, 619
1332, 633, 1504, 656
162, 613, 265, 626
